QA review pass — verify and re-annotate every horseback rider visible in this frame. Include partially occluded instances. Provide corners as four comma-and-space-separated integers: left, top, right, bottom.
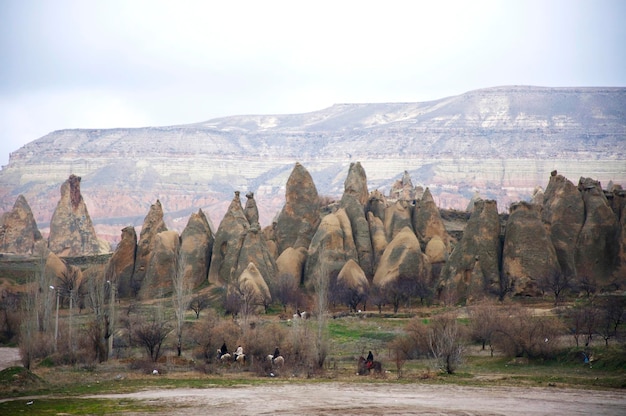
233, 345, 244, 362
272, 347, 280, 363
218, 341, 228, 359
366, 350, 374, 369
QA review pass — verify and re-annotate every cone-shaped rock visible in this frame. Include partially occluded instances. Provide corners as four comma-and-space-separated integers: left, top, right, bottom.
304, 208, 358, 291
231, 262, 272, 314
340, 162, 374, 279
0, 195, 43, 255
336, 259, 369, 311
373, 226, 431, 289
367, 211, 387, 270
439, 199, 502, 299
276, 246, 308, 286
384, 200, 413, 242
48, 175, 104, 256
140, 230, 180, 299
133, 200, 167, 291
575, 177, 620, 287
425, 236, 447, 264
275, 163, 321, 255
413, 188, 451, 251
208, 192, 249, 286
367, 190, 387, 222
180, 209, 214, 289
104, 226, 137, 298
244, 191, 260, 226
542, 171, 584, 281
503, 202, 561, 296
234, 223, 277, 290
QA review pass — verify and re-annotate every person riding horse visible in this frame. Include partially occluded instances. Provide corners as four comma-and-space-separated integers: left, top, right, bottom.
366, 351, 374, 369
233, 345, 244, 362
272, 347, 280, 364
218, 342, 228, 359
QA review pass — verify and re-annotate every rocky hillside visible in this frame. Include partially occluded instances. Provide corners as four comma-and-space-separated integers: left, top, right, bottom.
1, 85, 624, 244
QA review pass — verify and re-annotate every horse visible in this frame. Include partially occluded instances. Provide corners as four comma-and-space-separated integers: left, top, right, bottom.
267, 354, 284, 368
357, 356, 382, 375
217, 350, 246, 366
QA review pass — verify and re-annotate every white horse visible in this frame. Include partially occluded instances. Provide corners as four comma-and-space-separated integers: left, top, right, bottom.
267, 354, 285, 368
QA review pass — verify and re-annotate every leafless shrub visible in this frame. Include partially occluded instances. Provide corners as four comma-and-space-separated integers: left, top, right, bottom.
133, 313, 172, 362
428, 313, 466, 374
388, 335, 412, 378
492, 304, 565, 359
468, 299, 500, 355
271, 273, 302, 313
189, 294, 210, 319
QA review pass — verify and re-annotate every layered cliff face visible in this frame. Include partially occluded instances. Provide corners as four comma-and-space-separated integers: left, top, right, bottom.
0, 86, 623, 245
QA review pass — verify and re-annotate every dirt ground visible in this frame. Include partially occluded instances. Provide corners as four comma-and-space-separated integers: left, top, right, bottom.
89, 383, 626, 415
2, 348, 625, 415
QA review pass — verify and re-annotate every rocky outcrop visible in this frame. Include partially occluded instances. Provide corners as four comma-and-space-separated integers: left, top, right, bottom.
388, 170, 420, 201
384, 201, 413, 242
439, 199, 502, 300
133, 200, 168, 291
180, 209, 214, 289
503, 202, 560, 296
104, 226, 137, 298
234, 223, 277, 290
274, 163, 321, 255
140, 230, 180, 299
231, 262, 272, 314
276, 246, 308, 286
304, 209, 357, 290
367, 211, 387, 270
208, 192, 249, 286
0, 195, 43, 255
542, 171, 584, 280
335, 259, 369, 311
340, 162, 374, 279
575, 177, 620, 288
413, 188, 451, 251
372, 226, 431, 292
48, 175, 107, 256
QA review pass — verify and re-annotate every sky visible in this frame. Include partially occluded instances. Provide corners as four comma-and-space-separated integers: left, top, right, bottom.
1, 0, 625, 166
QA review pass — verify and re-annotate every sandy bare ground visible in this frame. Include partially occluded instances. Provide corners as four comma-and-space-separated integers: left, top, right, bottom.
88, 383, 626, 416
2, 347, 624, 415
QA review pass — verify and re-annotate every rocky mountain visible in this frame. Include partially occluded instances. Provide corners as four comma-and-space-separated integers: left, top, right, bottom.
0, 85, 624, 245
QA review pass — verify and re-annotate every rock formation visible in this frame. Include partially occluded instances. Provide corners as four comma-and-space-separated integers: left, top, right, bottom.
48, 175, 107, 256
0, 195, 43, 255
208, 192, 249, 286
133, 200, 168, 291
304, 208, 358, 291
274, 163, 321, 255
384, 200, 413, 242
575, 177, 620, 288
439, 199, 502, 300
340, 162, 374, 279
367, 211, 388, 270
234, 222, 277, 290
179, 209, 214, 289
413, 187, 451, 251
104, 226, 137, 298
503, 202, 561, 296
372, 227, 431, 299
542, 171, 584, 281
140, 230, 180, 299
335, 259, 369, 311
276, 246, 308, 286
231, 262, 272, 314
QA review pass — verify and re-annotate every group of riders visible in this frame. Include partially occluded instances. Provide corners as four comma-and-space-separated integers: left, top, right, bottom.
216, 342, 283, 366
216, 343, 376, 371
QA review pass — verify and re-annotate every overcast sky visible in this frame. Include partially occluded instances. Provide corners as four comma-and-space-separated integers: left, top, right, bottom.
1, 0, 624, 166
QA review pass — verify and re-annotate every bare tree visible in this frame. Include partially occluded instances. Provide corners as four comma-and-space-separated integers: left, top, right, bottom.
272, 273, 301, 313
172, 252, 191, 356
133, 312, 172, 362
468, 300, 500, 356
189, 294, 210, 319
312, 261, 330, 368
428, 313, 465, 374
84, 265, 110, 362
566, 301, 598, 347
537, 270, 571, 306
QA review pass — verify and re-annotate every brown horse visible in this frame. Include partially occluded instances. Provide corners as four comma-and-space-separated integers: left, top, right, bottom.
357, 356, 382, 375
